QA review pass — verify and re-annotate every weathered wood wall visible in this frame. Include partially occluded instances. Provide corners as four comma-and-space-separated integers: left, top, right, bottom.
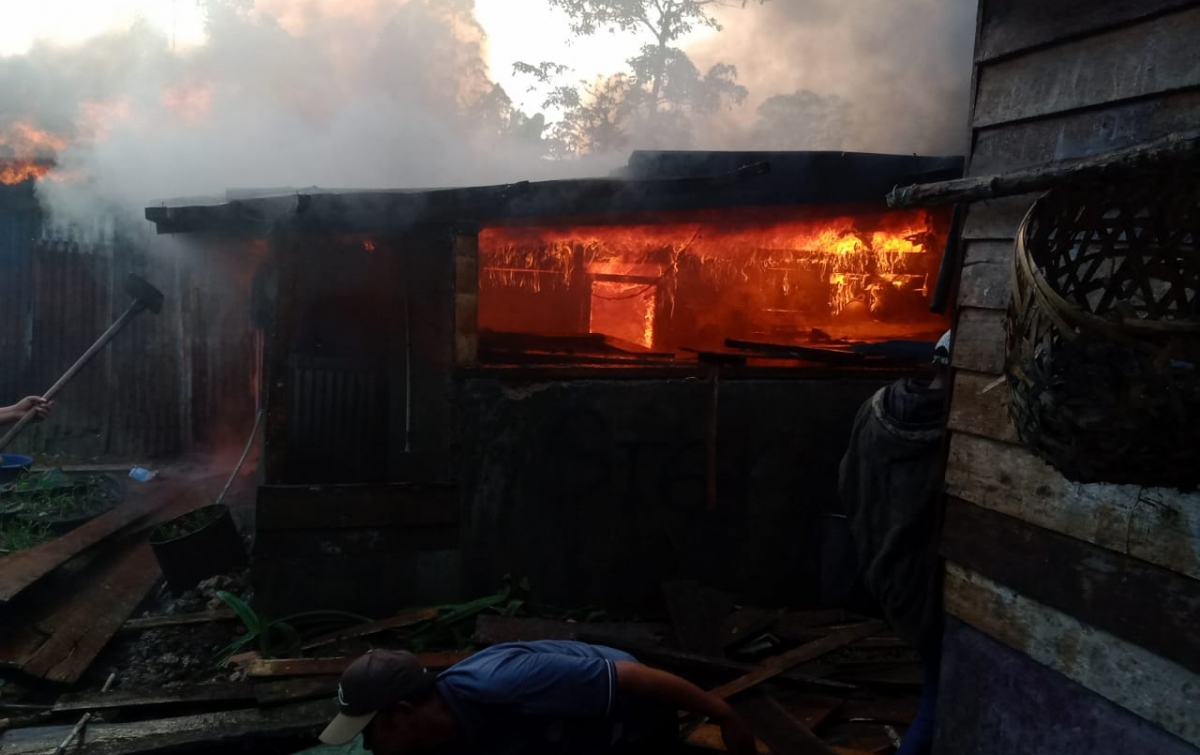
937, 2, 1200, 752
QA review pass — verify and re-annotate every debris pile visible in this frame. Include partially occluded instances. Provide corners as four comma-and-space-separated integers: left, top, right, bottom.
1, 552, 923, 755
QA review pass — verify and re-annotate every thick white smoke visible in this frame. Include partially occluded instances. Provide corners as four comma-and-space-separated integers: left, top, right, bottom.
685, 0, 977, 154
4, 0, 591, 224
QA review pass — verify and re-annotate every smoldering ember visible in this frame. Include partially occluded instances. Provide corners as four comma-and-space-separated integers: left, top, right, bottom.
1, 2, 1198, 755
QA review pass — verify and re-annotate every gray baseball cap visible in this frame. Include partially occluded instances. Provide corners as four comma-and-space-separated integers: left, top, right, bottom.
319, 650, 438, 745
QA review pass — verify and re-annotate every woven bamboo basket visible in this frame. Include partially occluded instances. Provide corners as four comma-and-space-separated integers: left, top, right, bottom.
1005, 175, 1200, 489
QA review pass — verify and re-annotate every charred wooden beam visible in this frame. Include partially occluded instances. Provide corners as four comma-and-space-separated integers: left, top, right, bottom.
887, 127, 1200, 208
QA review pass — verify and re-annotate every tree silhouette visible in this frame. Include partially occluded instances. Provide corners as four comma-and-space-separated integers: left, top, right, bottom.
520, 0, 766, 155
752, 91, 853, 150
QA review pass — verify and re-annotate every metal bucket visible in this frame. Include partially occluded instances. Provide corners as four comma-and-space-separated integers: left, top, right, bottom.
148, 504, 247, 592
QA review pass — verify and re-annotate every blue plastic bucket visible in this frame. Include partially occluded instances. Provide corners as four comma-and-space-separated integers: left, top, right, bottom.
0, 454, 33, 485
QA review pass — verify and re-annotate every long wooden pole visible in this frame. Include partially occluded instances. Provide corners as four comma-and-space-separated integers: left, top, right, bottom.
887, 127, 1200, 208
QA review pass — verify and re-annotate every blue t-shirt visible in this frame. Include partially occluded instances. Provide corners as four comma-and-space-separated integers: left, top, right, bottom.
436, 641, 671, 755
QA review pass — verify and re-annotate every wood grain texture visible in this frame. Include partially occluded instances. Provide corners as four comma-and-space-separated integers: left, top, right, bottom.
0, 699, 336, 755
970, 86, 1200, 176
950, 307, 1005, 374
974, 7, 1200, 128
53, 683, 253, 713
941, 497, 1200, 674
0, 490, 165, 603
946, 370, 1016, 443
960, 196, 1035, 240
957, 242, 1012, 310
976, 0, 1198, 62
735, 694, 839, 755
256, 482, 458, 529
945, 432, 1200, 581
454, 232, 479, 365
943, 563, 1200, 748
936, 617, 1200, 755
709, 621, 887, 700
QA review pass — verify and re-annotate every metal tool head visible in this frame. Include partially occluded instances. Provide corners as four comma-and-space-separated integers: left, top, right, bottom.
124, 273, 165, 314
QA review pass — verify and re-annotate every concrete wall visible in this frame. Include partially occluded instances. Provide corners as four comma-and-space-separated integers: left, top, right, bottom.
456, 375, 888, 614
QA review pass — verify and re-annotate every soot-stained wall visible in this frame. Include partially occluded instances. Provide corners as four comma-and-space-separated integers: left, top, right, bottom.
455, 375, 889, 613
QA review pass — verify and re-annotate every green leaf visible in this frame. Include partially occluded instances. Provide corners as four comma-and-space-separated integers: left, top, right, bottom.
217, 591, 262, 634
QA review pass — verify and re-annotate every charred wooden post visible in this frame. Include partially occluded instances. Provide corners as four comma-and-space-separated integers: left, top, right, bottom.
453, 227, 480, 366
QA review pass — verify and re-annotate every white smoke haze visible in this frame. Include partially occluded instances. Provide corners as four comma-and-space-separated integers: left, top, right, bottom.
685, 0, 976, 154
9, 0, 600, 224
1, 0, 977, 226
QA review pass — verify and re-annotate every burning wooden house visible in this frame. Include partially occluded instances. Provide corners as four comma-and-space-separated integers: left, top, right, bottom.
146, 150, 961, 616
888, 2, 1200, 753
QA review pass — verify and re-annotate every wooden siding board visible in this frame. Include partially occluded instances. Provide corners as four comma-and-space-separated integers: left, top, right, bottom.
960, 195, 1034, 239
950, 307, 1005, 374
946, 370, 1016, 443
945, 432, 1200, 581
944, 563, 1200, 748
973, 7, 1200, 128
957, 241, 1011, 310
977, 0, 1200, 62
941, 497, 1200, 675
935, 617, 1200, 755
970, 86, 1200, 175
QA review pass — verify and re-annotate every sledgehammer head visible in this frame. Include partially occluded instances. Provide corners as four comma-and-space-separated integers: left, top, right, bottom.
125, 273, 165, 315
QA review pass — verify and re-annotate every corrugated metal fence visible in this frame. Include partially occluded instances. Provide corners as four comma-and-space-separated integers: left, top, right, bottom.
0, 185, 260, 461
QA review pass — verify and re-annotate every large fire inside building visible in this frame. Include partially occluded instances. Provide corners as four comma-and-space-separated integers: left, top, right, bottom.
139, 150, 962, 616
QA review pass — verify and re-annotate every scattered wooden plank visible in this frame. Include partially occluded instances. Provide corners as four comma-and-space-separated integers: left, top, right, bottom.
945, 432, 1200, 581
957, 242, 1011, 310
256, 483, 458, 530
941, 497, 1200, 675
722, 608, 784, 649
709, 622, 887, 700
663, 581, 728, 655
52, 684, 254, 714
0, 540, 162, 685
120, 609, 238, 633
686, 723, 872, 755
686, 723, 771, 754
253, 676, 339, 707
586, 642, 859, 694
244, 651, 471, 678
838, 697, 921, 725
944, 563, 1200, 748
0, 492, 162, 604
735, 694, 840, 755
0, 699, 337, 755
946, 370, 1017, 443
474, 615, 672, 648
974, 8, 1200, 128
951, 307, 1005, 374
976, 0, 1196, 62
300, 607, 438, 650
775, 610, 861, 631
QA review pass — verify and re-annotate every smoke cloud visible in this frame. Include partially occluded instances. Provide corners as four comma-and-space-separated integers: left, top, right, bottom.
1, 0, 976, 226
684, 0, 976, 155
3, 0, 592, 224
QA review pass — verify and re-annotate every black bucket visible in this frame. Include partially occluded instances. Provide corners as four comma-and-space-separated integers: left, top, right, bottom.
149, 504, 247, 592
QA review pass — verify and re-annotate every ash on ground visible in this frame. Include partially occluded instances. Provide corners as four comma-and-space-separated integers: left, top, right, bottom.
86, 571, 253, 690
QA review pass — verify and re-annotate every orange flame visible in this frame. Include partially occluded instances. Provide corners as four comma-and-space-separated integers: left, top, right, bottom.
0, 122, 67, 185
478, 205, 953, 357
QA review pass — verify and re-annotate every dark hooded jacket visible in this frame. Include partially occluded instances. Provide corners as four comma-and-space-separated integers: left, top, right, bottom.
838, 377, 947, 653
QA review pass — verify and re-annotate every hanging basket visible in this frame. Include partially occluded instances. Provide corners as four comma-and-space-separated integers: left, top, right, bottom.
1005, 174, 1200, 489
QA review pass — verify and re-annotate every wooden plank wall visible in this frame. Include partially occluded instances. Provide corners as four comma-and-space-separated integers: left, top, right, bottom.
939, 1, 1200, 751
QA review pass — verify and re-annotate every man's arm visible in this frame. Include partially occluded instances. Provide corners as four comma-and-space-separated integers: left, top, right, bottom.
0, 397, 52, 426
614, 661, 757, 755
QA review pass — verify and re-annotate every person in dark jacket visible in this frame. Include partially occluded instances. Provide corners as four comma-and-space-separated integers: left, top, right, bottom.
320, 641, 757, 755
837, 329, 951, 755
